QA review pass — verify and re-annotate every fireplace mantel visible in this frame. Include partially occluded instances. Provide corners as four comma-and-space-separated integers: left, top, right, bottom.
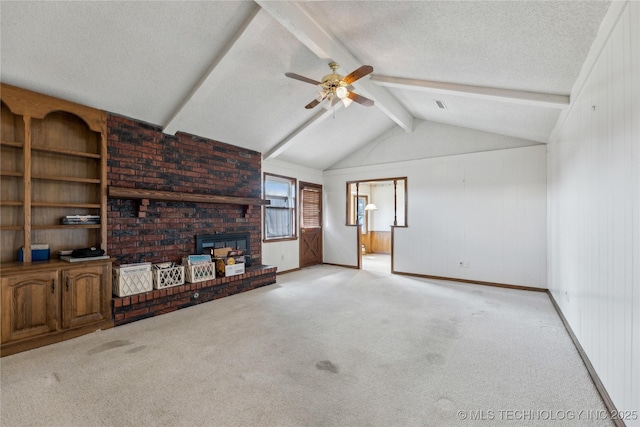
108, 186, 269, 217
109, 186, 269, 206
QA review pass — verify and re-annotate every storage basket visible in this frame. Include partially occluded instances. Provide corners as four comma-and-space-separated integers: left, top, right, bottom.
185, 262, 215, 283
214, 257, 245, 277
223, 263, 245, 277
113, 266, 153, 296
153, 265, 185, 289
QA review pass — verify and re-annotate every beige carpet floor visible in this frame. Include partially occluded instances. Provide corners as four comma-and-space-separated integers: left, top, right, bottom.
362, 253, 391, 273
1, 265, 611, 426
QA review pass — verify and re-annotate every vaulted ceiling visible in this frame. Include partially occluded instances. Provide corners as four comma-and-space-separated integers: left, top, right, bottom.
1, 1, 610, 170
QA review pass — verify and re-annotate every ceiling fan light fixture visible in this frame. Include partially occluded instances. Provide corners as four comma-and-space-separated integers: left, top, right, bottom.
336, 86, 348, 99
285, 62, 374, 110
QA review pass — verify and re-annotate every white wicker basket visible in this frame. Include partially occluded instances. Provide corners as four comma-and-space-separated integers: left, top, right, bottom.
185, 262, 215, 283
152, 265, 185, 289
113, 267, 153, 296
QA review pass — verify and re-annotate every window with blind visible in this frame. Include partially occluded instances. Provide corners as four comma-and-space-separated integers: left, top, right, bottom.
264, 173, 297, 241
301, 186, 321, 228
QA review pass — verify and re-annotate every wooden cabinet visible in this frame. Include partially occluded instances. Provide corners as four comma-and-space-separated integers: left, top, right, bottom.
0, 84, 111, 356
1, 270, 59, 343
1, 260, 113, 356
61, 264, 110, 329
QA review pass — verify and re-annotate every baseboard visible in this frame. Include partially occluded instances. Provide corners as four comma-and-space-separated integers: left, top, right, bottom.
1, 319, 114, 357
546, 291, 626, 427
276, 267, 301, 275
322, 262, 358, 269
391, 271, 547, 293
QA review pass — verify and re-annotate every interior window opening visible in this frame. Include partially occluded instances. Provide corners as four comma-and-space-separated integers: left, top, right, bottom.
346, 178, 407, 272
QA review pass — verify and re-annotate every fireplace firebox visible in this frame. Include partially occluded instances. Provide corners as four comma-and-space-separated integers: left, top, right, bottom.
196, 233, 251, 266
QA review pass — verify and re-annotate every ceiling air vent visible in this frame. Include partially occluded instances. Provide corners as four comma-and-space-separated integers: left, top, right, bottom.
435, 100, 447, 109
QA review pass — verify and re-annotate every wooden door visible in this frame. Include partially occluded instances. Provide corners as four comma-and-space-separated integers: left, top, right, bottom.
62, 264, 110, 329
300, 182, 323, 268
1, 271, 59, 343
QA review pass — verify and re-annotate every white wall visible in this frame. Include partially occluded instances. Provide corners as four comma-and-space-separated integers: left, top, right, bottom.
547, 1, 639, 414
331, 118, 541, 170
261, 159, 323, 272
324, 145, 547, 288
370, 183, 395, 231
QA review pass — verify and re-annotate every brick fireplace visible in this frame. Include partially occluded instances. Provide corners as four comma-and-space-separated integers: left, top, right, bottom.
106, 113, 275, 325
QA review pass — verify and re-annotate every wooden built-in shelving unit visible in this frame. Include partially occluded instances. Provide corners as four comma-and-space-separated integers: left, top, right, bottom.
1, 83, 107, 262
1, 84, 113, 356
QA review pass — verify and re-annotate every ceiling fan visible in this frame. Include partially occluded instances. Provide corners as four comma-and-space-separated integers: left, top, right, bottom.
285, 62, 375, 110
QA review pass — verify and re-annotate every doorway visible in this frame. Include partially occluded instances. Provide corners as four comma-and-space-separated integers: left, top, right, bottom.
299, 182, 323, 268
346, 178, 407, 272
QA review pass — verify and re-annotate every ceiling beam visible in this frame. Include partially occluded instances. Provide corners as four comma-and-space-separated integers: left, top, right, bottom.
163, 6, 265, 135
370, 75, 570, 109
256, 0, 414, 132
263, 105, 339, 160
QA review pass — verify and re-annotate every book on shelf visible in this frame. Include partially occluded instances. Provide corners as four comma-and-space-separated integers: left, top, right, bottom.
116, 262, 152, 273
182, 254, 212, 265
60, 255, 110, 263
61, 215, 101, 225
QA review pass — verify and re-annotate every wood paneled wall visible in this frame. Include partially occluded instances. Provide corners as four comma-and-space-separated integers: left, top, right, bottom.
547, 1, 639, 414
370, 231, 391, 254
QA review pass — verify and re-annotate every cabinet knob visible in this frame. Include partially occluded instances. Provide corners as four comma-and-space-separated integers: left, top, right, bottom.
66, 277, 70, 291
51, 280, 55, 293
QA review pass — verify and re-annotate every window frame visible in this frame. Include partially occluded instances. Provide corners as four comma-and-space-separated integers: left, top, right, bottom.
300, 182, 323, 230
263, 172, 298, 242
354, 195, 369, 234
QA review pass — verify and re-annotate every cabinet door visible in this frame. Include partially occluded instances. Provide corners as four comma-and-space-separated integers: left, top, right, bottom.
1, 271, 59, 343
61, 264, 110, 329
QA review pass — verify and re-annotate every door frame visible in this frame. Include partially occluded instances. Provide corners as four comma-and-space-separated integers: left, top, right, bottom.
345, 177, 408, 271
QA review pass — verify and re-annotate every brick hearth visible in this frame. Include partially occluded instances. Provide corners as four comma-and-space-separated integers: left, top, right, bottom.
113, 265, 276, 326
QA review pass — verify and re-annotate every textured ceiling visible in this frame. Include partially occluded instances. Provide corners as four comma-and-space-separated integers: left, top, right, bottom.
0, 1, 611, 171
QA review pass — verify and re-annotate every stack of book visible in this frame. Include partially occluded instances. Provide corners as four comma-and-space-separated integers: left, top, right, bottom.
58, 248, 109, 262
182, 254, 212, 265
61, 215, 100, 225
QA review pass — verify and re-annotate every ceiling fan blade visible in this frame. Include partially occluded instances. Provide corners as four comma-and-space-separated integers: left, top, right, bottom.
305, 99, 321, 109
285, 72, 322, 86
347, 91, 374, 107
343, 65, 373, 84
